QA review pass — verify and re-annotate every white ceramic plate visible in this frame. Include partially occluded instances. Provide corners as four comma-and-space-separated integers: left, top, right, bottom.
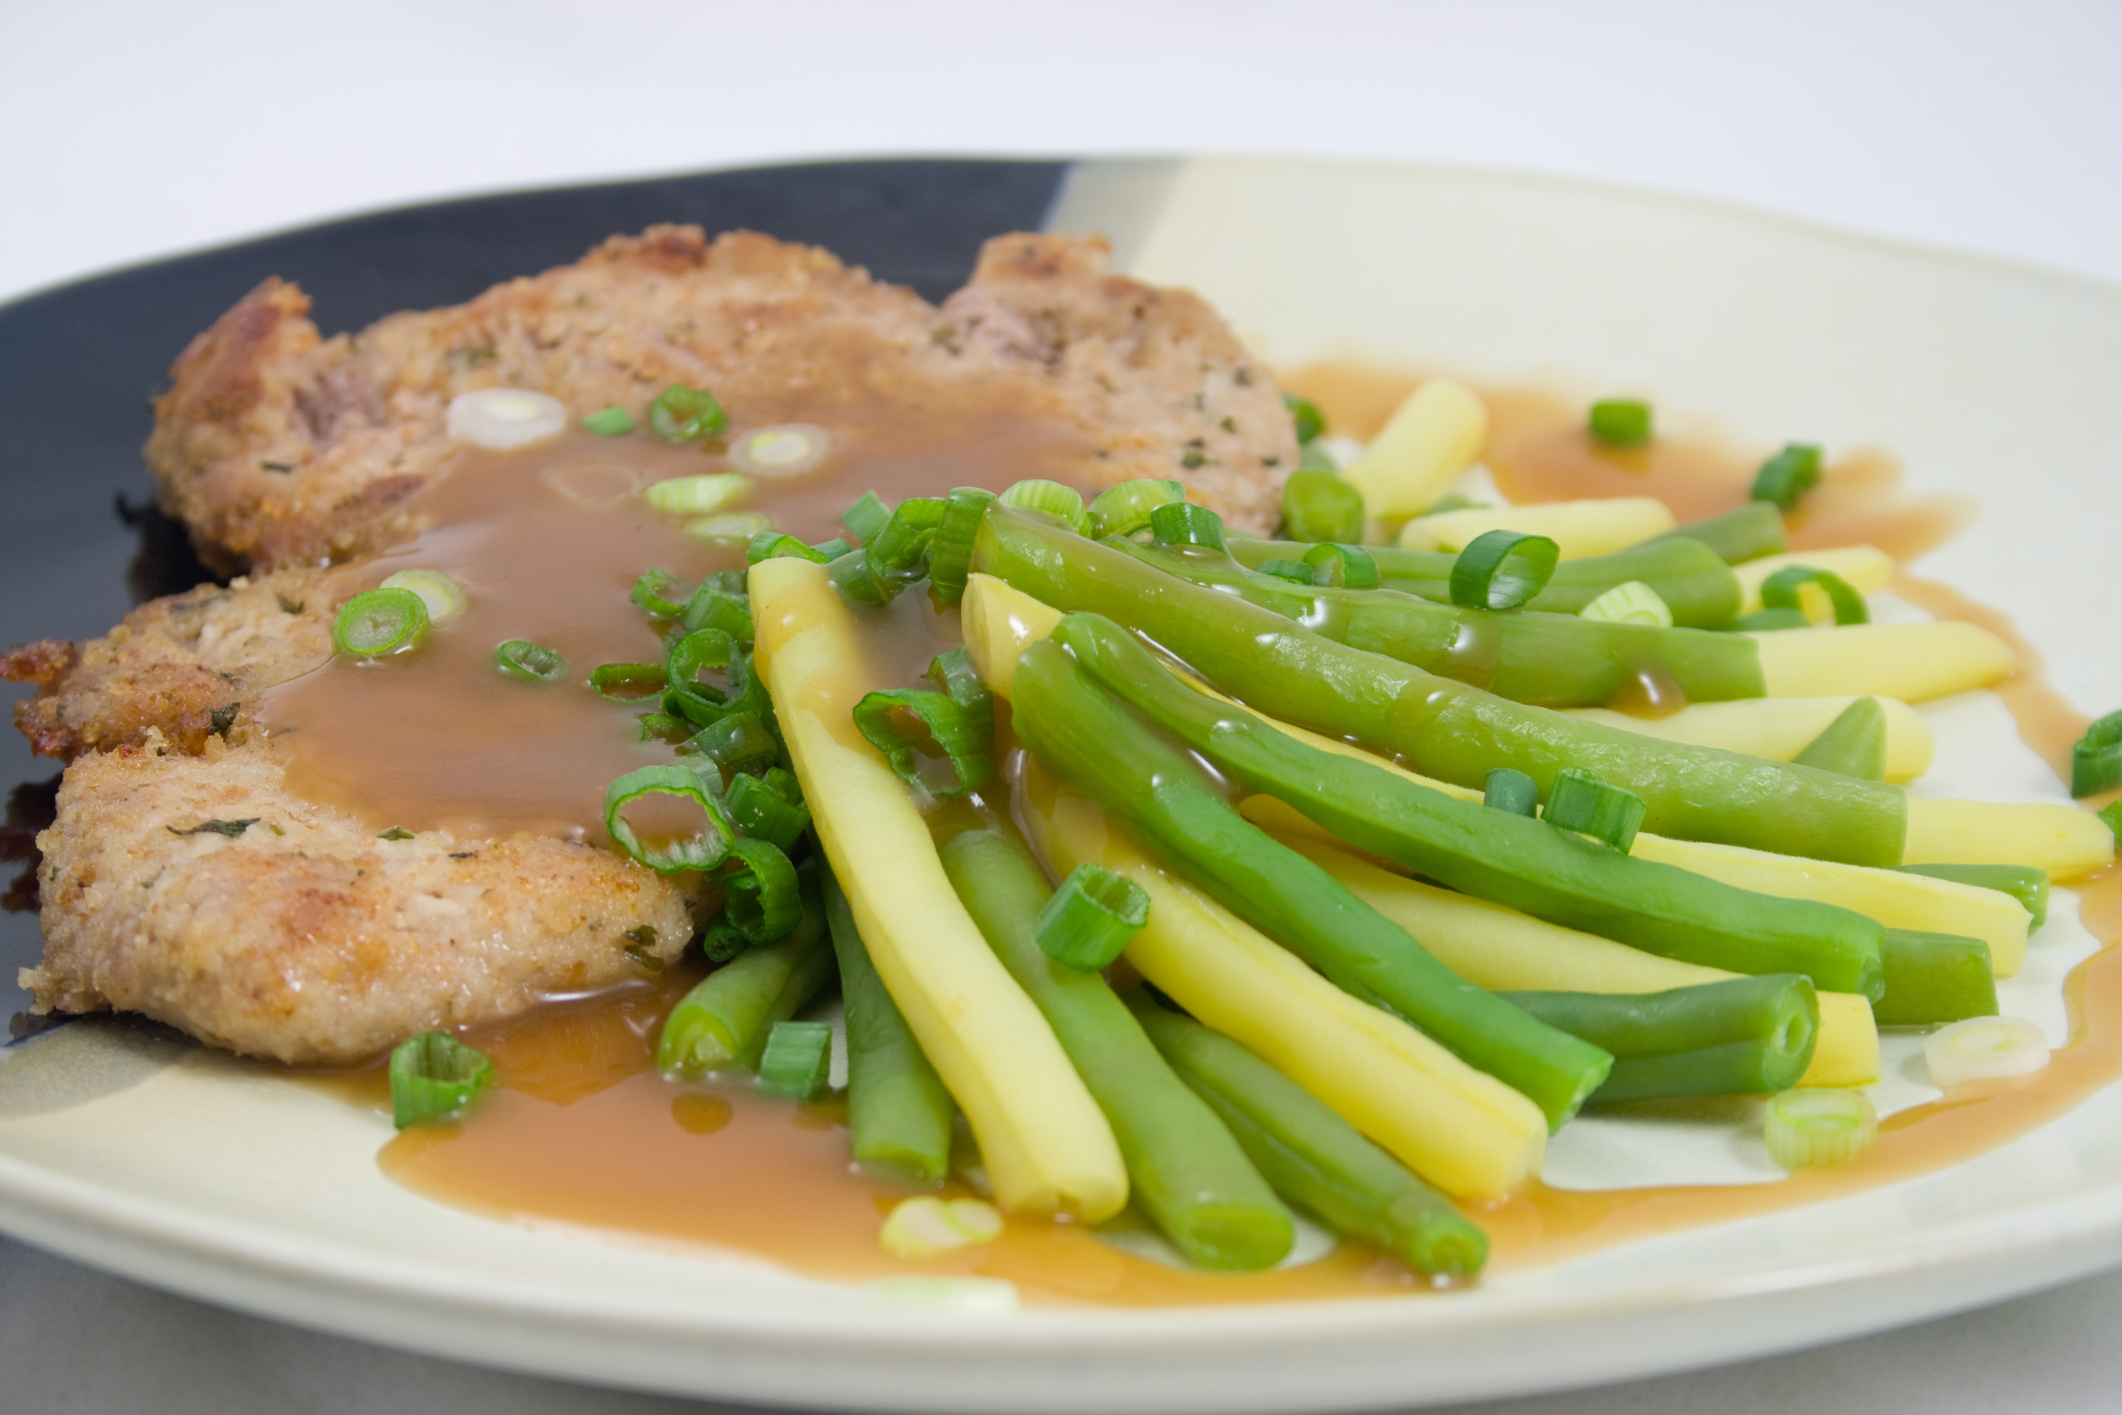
4, 156, 2121, 1413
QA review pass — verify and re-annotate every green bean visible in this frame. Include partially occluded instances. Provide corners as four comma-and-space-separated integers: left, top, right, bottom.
1792, 697, 1888, 780
822, 869, 954, 1187
1875, 929, 1997, 1026
939, 828, 1295, 1270
1501, 975, 1819, 1102
1115, 538, 1761, 708
1228, 535, 1742, 629
1890, 863, 2049, 929
1642, 503, 1788, 564
1011, 636, 1614, 1127
1051, 611, 1887, 999
657, 874, 833, 1076
974, 504, 1907, 866
1125, 990, 1488, 1279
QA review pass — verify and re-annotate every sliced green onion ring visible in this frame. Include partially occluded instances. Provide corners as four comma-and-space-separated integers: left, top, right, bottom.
927, 647, 992, 712
1579, 580, 1674, 627
1148, 500, 1227, 551
1279, 468, 1366, 544
603, 764, 735, 874
729, 423, 831, 478
1588, 398, 1653, 447
1759, 564, 1868, 625
748, 531, 833, 566
1483, 767, 1539, 817
493, 639, 569, 683
1448, 529, 1560, 611
447, 389, 567, 450
879, 1196, 1005, 1258
332, 588, 430, 657
389, 1031, 494, 1128
925, 487, 997, 604
646, 472, 750, 515
1543, 767, 1648, 851
1253, 558, 1315, 584
682, 586, 754, 641
1301, 541, 1380, 589
689, 711, 779, 775
851, 688, 993, 796
829, 547, 896, 608
1086, 479, 1187, 538
1283, 391, 1327, 445
725, 773, 811, 852
723, 837, 803, 944
1033, 862, 1151, 971
1763, 1088, 1877, 1169
1751, 443, 1823, 511
686, 511, 774, 546
999, 479, 1090, 535
1735, 607, 1813, 632
589, 661, 668, 701
757, 1019, 832, 1101
630, 567, 694, 618
647, 383, 727, 444
841, 490, 892, 544
866, 497, 948, 580
379, 568, 469, 625
2070, 710, 2122, 798
580, 404, 636, 436
1925, 1016, 2051, 1088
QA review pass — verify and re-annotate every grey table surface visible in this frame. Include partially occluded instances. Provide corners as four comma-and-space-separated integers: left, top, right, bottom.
6, 2, 2120, 1410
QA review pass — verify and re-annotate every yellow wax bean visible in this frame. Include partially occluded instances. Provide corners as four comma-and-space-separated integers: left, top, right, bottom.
1338, 377, 1488, 519
1752, 621, 2014, 702
1564, 695, 1933, 782
1396, 497, 1676, 559
1903, 798, 2115, 882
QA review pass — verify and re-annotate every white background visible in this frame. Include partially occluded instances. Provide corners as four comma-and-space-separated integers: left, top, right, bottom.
4, 1, 2121, 1412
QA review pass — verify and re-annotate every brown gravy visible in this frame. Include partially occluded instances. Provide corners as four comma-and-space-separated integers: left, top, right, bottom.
324, 363, 2121, 1306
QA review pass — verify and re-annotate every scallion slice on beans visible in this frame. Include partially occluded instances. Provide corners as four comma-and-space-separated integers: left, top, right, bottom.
379, 568, 468, 624
999, 479, 1090, 535
646, 472, 749, 515
388, 1031, 493, 1128
332, 588, 430, 657
1578, 579, 1673, 627
725, 773, 810, 852
1588, 398, 1652, 447
841, 490, 892, 544
1763, 1088, 1877, 1169
851, 688, 994, 796
723, 837, 803, 944
1925, 1016, 2051, 1088
729, 423, 831, 477
1279, 469, 1366, 545
686, 511, 773, 546
492, 639, 569, 683
748, 531, 833, 566
866, 497, 948, 580
647, 383, 727, 444
1760, 564, 1868, 626
1032, 862, 1150, 971
926, 647, 991, 712
757, 1019, 832, 1101
1543, 768, 1648, 851
2070, 711, 2122, 797
689, 711, 779, 775
1087, 479, 1186, 538
1751, 443, 1824, 511
580, 404, 636, 436
603, 764, 734, 873
1283, 391, 1327, 445
1254, 558, 1315, 584
1734, 606, 1812, 632
682, 586, 754, 641
1447, 529, 1560, 610
1483, 767, 1539, 817
1301, 542, 1380, 589
924, 487, 997, 604
1149, 500, 1228, 551
829, 547, 895, 607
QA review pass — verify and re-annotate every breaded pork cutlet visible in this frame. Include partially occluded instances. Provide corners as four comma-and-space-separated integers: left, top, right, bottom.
6, 228, 1296, 1065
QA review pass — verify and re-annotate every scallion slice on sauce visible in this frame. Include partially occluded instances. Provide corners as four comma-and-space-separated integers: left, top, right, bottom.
866, 497, 948, 580
1751, 443, 1824, 511
2070, 710, 2122, 797
332, 587, 429, 657
840, 490, 892, 545
851, 688, 994, 797
1760, 564, 1868, 626
1483, 767, 1539, 817
748, 532, 833, 566
998, 479, 1090, 535
1148, 500, 1227, 551
589, 662, 669, 701
828, 547, 895, 608
1579, 579, 1673, 627
685, 511, 773, 546
925, 487, 997, 605
878, 1196, 1005, 1259
1588, 398, 1653, 447
492, 639, 569, 683
689, 711, 778, 775
1763, 1088, 1876, 1169
388, 1031, 493, 1129
647, 383, 728, 444
1279, 468, 1366, 544
646, 472, 749, 515
447, 388, 567, 450
1543, 767, 1648, 852
603, 764, 734, 874
1924, 1016, 2051, 1089
1448, 529, 1559, 611
580, 404, 636, 436
756, 1019, 832, 1101
1301, 541, 1380, 590
630, 567, 695, 618
723, 837, 803, 944
379, 568, 468, 625
729, 423, 832, 478
725, 773, 810, 852
1086, 478, 1186, 539
1032, 862, 1151, 972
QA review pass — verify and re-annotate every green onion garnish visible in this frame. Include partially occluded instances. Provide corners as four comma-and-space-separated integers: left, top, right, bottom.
1751, 443, 1823, 511
1032, 862, 1150, 971
1735, 607, 1812, 632
1924, 1016, 2050, 1088
1253, 558, 1315, 584
689, 711, 779, 776
866, 496, 948, 580
748, 531, 832, 566
1148, 501, 1227, 551
1448, 529, 1560, 611
925, 487, 997, 605
729, 423, 831, 477
1579, 579, 1674, 627
1086, 479, 1186, 539
701, 919, 752, 963
581, 405, 635, 436
647, 383, 727, 444
1543, 767, 1648, 851
1763, 1087, 1877, 1168
810, 536, 853, 560
757, 1019, 832, 1101
646, 472, 749, 515
927, 647, 992, 713
725, 772, 811, 852
723, 838, 802, 944
682, 586, 754, 641
2103, 800, 2122, 844
828, 546, 895, 607
1283, 391, 1327, 445
492, 639, 569, 683
1483, 767, 1539, 817
841, 490, 892, 544
388, 1031, 493, 1129
603, 764, 735, 873
2071, 711, 2122, 797
378, 568, 468, 624
685, 511, 774, 546
1278, 468, 1366, 544
851, 688, 994, 797
1300, 542, 1380, 589
877, 1197, 1005, 1259
998, 479, 1090, 535
1588, 398, 1653, 447
630, 567, 694, 618
589, 661, 668, 701
332, 587, 430, 657
1760, 564, 1868, 625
